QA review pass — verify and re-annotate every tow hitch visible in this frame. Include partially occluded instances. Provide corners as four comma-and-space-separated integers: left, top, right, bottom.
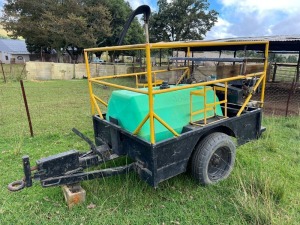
8, 128, 135, 192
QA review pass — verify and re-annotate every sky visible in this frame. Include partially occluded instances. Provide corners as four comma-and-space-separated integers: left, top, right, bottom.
129, 0, 300, 40
1, 0, 300, 40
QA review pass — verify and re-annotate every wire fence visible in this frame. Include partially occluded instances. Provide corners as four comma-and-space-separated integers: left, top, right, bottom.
263, 64, 300, 116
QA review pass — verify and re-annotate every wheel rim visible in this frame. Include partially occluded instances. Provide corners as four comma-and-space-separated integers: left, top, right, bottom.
208, 147, 232, 181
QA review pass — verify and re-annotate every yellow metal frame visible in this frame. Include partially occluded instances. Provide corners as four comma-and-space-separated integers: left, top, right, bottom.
84, 41, 269, 144
133, 67, 189, 88
190, 84, 228, 125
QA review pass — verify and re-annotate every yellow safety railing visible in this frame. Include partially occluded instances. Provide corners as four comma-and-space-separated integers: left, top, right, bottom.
133, 67, 189, 88
176, 67, 190, 85
190, 84, 228, 125
84, 41, 269, 144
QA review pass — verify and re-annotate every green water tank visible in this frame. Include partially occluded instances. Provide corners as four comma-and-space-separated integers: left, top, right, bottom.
106, 85, 223, 142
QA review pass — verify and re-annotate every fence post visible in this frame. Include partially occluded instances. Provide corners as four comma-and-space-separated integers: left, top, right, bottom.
296, 51, 300, 83
0, 61, 6, 83
20, 80, 34, 137
20, 63, 26, 78
272, 63, 277, 82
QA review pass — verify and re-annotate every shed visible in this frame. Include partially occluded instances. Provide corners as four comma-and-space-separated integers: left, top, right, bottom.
0, 39, 30, 64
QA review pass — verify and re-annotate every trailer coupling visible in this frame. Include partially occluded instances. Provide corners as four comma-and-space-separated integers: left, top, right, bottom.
8, 128, 135, 192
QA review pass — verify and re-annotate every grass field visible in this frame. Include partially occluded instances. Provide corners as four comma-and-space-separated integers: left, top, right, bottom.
0, 80, 299, 224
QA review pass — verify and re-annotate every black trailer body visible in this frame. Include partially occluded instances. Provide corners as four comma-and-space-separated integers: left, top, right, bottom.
93, 104, 264, 187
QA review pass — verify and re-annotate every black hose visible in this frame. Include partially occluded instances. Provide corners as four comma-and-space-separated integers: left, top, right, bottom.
116, 5, 151, 46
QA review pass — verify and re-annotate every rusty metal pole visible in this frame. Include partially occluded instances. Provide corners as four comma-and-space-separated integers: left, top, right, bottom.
0, 61, 6, 83
20, 80, 34, 137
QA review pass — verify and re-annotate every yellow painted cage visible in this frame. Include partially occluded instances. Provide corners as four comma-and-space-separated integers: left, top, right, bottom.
84, 41, 269, 144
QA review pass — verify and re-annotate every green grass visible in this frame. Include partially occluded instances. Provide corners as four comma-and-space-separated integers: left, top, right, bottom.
0, 80, 299, 224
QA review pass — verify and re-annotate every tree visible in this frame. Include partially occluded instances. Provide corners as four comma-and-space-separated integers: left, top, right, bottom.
0, 35, 9, 39
1, 0, 145, 62
149, 0, 218, 42
286, 55, 298, 63
269, 54, 286, 63
1, 0, 112, 54
99, 0, 145, 61
237, 50, 264, 58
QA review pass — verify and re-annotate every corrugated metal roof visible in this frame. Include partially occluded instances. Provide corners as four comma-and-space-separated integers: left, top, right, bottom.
173, 35, 300, 52
0, 39, 30, 54
206, 35, 300, 43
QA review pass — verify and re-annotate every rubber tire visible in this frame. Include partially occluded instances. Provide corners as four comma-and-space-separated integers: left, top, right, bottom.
191, 132, 236, 185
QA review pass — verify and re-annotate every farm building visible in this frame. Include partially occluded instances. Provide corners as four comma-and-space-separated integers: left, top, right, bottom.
0, 39, 30, 64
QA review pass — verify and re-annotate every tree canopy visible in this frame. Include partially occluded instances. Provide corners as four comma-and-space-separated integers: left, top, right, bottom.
1, 0, 219, 57
100, 0, 144, 47
0, 0, 144, 54
149, 0, 218, 42
99, 0, 145, 60
1, 0, 112, 52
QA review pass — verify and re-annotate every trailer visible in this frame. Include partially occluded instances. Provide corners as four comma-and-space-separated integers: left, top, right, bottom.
8, 6, 269, 198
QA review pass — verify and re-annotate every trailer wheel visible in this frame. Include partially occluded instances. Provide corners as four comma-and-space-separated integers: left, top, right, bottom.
191, 132, 236, 185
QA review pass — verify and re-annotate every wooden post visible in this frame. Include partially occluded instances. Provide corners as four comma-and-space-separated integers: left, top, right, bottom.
217, 51, 222, 66
267, 62, 272, 81
159, 49, 162, 67
272, 63, 277, 82
0, 61, 6, 83
296, 51, 300, 83
20, 63, 26, 78
139, 50, 142, 68
241, 46, 247, 75
233, 50, 237, 66
73, 60, 75, 79
191, 51, 194, 74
